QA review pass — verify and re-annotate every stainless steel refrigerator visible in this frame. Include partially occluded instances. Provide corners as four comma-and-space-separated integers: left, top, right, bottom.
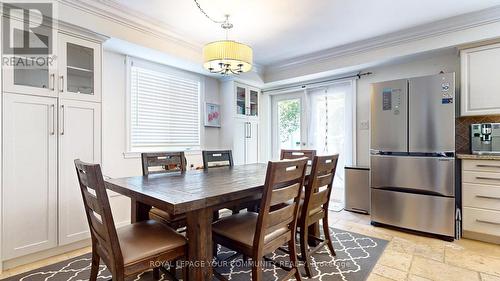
370, 73, 456, 240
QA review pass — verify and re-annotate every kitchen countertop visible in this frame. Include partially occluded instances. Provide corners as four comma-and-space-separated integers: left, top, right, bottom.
457, 153, 500, 160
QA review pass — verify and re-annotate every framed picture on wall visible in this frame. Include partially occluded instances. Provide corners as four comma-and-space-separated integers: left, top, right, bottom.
205, 103, 221, 127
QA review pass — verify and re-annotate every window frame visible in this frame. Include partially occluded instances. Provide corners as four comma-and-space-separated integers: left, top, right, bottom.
124, 56, 203, 157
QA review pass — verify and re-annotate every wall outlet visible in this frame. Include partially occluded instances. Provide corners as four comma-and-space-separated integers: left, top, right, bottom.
360, 120, 369, 130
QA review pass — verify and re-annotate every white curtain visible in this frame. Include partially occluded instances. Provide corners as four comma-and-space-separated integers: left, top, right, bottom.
307, 80, 354, 188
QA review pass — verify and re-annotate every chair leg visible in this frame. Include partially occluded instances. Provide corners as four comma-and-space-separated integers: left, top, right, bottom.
288, 239, 303, 281
299, 227, 313, 278
322, 216, 336, 256
182, 264, 188, 281
90, 249, 100, 281
169, 262, 177, 278
251, 257, 263, 281
153, 267, 160, 280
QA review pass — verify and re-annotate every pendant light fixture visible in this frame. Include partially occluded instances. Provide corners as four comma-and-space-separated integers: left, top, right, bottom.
194, 1, 253, 75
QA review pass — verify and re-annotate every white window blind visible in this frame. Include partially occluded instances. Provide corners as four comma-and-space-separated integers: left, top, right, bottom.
130, 65, 200, 150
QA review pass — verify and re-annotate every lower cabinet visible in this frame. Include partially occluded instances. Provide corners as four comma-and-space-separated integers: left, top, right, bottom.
232, 120, 259, 165
2, 93, 58, 260
58, 99, 101, 245
462, 159, 500, 243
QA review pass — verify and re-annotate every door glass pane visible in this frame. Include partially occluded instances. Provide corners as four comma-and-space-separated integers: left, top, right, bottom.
277, 99, 301, 150
13, 30, 49, 89
236, 86, 246, 115
66, 43, 94, 95
249, 89, 258, 116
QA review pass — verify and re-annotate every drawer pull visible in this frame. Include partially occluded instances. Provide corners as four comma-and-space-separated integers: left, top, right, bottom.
476, 177, 500, 181
476, 195, 500, 200
476, 219, 500, 226
477, 164, 500, 168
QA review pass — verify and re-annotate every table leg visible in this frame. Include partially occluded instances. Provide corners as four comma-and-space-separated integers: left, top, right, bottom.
186, 208, 213, 281
308, 223, 321, 246
131, 199, 151, 223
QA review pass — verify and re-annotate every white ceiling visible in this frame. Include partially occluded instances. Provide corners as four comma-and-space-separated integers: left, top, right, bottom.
110, 0, 500, 65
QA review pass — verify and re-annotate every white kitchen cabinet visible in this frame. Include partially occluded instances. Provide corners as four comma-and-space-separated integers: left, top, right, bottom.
462, 159, 500, 244
58, 33, 101, 102
461, 43, 500, 116
2, 93, 58, 259
58, 99, 101, 245
221, 81, 261, 165
235, 83, 259, 119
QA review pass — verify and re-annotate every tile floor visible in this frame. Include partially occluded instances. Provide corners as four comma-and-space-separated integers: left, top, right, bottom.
1, 210, 500, 281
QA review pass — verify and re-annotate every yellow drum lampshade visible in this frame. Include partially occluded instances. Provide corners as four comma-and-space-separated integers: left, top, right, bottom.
203, 40, 253, 74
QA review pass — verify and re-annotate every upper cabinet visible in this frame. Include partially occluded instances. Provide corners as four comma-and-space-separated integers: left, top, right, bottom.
58, 33, 101, 102
461, 43, 500, 116
3, 31, 102, 102
235, 83, 259, 119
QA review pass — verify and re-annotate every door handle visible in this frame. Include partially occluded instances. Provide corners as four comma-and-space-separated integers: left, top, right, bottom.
477, 164, 500, 168
476, 195, 500, 200
50, 74, 55, 91
60, 105, 65, 135
59, 75, 64, 92
50, 104, 55, 135
476, 219, 500, 226
476, 176, 500, 181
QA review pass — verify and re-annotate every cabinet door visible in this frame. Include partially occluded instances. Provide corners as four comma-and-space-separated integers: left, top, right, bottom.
2, 93, 58, 259
58, 99, 101, 245
3, 19, 57, 97
58, 33, 101, 102
461, 44, 500, 116
245, 122, 259, 164
235, 85, 247, 118
247, 87, 259, 118
233, 121, 247, 165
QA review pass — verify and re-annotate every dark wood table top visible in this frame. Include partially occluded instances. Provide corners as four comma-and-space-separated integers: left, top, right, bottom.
105, 163, 272, 215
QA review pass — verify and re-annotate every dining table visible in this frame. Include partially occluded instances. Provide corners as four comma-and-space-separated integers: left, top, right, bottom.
105, 163, 319, 281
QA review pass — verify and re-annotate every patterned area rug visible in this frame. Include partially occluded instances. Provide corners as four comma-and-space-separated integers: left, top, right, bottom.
3, 228, 387, 281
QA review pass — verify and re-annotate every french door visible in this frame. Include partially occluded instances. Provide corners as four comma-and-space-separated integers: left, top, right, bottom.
271, 81, 356, 208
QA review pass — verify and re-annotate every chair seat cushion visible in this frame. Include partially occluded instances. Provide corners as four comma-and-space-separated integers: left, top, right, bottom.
212, 212, 288, 249
117, 220, 186, 265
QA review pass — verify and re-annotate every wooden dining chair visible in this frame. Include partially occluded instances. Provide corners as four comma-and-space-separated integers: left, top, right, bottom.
212, 158, 308, 281
202, 150, 234, 168
142, 152, 188, 230
280, 149, 316, 161
74, 160, 187, 281
298, 154, 339, 277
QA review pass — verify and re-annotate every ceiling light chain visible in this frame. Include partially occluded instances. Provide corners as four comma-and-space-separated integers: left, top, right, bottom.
193, 0, 225, 24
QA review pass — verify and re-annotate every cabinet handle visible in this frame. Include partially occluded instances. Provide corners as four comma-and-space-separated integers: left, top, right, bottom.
477, 164, 500, 168
476, 219, 500, 226
50, 74, 55, 91
476, 195, 500, 200
476, 176, 500, 181
249, 123, 252, 138
50, 104, 55, 135
60, 105, 65, 135
59, 75, 64, 92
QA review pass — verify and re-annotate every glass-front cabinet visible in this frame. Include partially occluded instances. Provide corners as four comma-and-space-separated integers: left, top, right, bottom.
235, 83, 259, 119
58, 33, 101, 102
3, 22, 57, 97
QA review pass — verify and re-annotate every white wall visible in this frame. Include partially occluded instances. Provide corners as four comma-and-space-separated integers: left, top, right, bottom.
101, 51, 221, 178
355, 50, 460, 165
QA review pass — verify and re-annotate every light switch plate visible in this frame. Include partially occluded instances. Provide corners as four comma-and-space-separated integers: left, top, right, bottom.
360, 120, 369, 130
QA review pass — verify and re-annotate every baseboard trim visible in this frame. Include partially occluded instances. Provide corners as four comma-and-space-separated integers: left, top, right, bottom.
463, 230, 500, 244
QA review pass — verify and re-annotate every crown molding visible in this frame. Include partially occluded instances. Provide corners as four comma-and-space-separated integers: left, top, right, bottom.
58, 0, 203, 52
264, 5, 500, 75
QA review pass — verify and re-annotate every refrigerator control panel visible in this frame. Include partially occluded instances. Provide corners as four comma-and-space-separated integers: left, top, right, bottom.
382, 88, 403, 115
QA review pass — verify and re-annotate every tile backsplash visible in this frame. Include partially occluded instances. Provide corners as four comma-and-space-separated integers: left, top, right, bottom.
456, 115, 500, 153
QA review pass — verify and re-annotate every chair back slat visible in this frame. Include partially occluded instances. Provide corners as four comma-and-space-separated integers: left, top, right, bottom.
254, 158, 308, 252
202, 150, 234, 168
74, 159, 124, 270
280, 149, 316, 161
301, 155, 339, 223
142, 152, 187, 175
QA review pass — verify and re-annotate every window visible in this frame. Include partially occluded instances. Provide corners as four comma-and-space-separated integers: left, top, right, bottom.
128, 59, 201, 152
